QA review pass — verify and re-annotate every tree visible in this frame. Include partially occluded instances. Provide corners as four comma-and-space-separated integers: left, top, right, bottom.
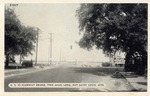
5, 7, 39, 68
76, 4, 147, 75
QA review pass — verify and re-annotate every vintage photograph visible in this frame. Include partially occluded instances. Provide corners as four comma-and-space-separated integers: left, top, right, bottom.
4, 3, 147, 92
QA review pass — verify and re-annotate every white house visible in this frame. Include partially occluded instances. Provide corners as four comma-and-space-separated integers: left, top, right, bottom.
109, 51, 125, 67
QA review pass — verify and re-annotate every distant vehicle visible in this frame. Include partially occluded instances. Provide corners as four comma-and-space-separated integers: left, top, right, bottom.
22, 60, 33, 67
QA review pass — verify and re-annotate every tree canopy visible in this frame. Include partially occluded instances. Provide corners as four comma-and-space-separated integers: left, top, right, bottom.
76, 4, 147, 74
5, 7, 39, 67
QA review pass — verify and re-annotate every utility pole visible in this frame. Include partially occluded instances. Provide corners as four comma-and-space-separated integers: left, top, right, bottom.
60, 48, 62, 64
35, 32, 39, 66
49, 33, 53, 65
35, 28, 40, 66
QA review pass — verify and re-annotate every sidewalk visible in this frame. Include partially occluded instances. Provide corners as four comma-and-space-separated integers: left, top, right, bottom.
5, 66, 55, 78
125, 77, 147, 91
121, 72, 147, 91
5, 67, 35, 73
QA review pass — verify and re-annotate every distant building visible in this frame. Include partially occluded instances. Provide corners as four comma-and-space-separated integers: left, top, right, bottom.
109, 51, 125, 67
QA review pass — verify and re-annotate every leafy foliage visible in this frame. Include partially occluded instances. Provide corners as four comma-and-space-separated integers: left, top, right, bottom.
5, 7, 39, 67
76, 4, 147, 74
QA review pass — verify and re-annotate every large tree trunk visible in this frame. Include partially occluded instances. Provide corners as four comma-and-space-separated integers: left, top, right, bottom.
5, 54, 9, 68
142, 53, 147, 75
124, 52, 133, 72
124, 51, 147, 75
136, 54, 147, 75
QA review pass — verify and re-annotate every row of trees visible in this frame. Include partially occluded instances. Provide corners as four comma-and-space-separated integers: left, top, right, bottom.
76, 4, 147, 75
5, 7, 40, 68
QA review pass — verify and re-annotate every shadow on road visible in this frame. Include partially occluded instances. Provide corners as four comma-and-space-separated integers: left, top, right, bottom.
137, 82, 147, 86
72, 67, 124, 76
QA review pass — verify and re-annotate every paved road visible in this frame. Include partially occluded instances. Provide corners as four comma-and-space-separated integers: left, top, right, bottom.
5, 65, 83, 92
5, 65, 134, 92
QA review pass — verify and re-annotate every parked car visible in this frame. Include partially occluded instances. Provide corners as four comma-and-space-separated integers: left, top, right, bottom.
22, 60, 33, 67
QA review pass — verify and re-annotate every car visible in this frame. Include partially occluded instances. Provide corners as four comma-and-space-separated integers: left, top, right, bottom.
22, 60, 33, 67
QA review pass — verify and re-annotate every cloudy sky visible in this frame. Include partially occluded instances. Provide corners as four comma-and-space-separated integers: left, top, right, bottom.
9, 3, 109, 62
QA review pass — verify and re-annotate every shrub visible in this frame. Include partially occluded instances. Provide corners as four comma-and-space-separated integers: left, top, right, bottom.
102, 62, 112, 67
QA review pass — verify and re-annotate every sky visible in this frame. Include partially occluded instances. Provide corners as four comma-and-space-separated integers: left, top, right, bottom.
9, 4, 109, 62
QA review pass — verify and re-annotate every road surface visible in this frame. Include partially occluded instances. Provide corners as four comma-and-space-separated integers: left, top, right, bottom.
5, 65, 135, 92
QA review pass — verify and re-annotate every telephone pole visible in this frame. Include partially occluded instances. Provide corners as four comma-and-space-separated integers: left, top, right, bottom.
49, 33, 53, 65
60, 48, 62, 63
35, 30, 39, 66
